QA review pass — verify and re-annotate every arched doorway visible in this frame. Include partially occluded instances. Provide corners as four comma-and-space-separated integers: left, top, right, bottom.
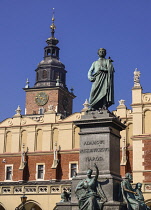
17, 200, 42, 210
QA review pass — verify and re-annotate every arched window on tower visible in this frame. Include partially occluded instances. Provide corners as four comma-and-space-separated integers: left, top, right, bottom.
45, 49, 47, 57
36, 72, 39, 81
56, 50, 59, 58
54, 72, 59, 80
47, 49, 51, 56
52, 49, 55, 56
62, 74, 65, 84
42, 70, 47, 79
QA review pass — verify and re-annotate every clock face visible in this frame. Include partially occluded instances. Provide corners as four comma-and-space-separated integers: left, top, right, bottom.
35, 92, 49, 106
62, 96, 69, 110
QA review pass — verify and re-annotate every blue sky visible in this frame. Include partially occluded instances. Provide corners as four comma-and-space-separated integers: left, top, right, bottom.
0, 0, 151, 121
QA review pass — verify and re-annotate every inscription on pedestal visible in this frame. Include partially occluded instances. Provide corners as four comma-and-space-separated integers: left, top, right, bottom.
80, 141, 109, 162
79, 134, 110, 172
86, 156, 104, 161
83, 140, 105, 145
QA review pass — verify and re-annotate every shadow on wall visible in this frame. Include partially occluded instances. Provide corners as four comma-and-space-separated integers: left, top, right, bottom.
23, 155, 30, 181
57, 153, 63, 180
126, 150, 132, 173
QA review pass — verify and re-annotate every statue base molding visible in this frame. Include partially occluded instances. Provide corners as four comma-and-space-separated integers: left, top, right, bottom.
56, 201, 127, 210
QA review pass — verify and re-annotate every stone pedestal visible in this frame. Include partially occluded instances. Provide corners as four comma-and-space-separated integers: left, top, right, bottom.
56, 110, 127, 210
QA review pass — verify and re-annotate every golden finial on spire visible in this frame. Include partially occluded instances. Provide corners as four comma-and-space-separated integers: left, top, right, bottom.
50, 8, 56, 32
52, 8, 55, 21
46, 8, 59, 44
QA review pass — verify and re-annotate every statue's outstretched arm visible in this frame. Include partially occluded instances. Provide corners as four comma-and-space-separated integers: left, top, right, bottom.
122, 183, 137, 195
123, 187, 137, 195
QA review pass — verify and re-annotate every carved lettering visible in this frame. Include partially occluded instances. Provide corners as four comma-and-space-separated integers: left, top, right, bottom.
83, 140, 105, 146
86, 157, 104, 162
80, 148, 109, 153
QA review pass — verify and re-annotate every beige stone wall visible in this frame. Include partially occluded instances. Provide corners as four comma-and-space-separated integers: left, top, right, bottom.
36, 129, 43, 151
144, 110, 151, 134
127, 123, 133, 146
42, 124, 52, 150
21, 130, 27, 151
0, 192, 60, 210
0, 112, 82, 154
113, 103, 132, 147
0, 130, 5, 153
73, 126, 80, 149
5, 131, 11, 153
59, 123, 73, 150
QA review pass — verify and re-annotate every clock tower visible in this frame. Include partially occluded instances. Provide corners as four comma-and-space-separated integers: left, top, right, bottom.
24, 14, 75, 117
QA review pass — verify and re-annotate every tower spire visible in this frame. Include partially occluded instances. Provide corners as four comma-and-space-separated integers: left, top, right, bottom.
50, 8, 56, 38
34, 8, 66, 88
46, 8, 58, 46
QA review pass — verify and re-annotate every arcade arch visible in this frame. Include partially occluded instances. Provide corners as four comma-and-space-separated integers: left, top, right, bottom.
17, 200, 42, 210
145, 199, 151, 208
0, 203, 5, 210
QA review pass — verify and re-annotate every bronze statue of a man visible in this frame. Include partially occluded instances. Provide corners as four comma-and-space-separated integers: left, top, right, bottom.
88, 48, 114, 110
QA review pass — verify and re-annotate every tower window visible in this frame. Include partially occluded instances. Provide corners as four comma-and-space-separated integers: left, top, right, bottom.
52, 49, 55, 56
54, 72, 59, 80
38, 108, 44, 115
47, 49, 51, 56
36, 72, 39, 81
42, 70, 47, 79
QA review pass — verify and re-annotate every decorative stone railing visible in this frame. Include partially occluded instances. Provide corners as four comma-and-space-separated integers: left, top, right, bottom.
14, 187, 22, 193
2, 187, 11, 194
0, 184, 71, 195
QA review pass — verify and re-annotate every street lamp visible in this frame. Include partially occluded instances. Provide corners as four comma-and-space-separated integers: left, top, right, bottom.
20, 194, 27, 210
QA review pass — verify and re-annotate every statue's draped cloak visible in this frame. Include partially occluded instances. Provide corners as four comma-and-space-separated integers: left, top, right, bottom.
135, 186, 150, 210
75, 177, 106, 210
88, 58, 114, 109
121, 180, 141, 210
